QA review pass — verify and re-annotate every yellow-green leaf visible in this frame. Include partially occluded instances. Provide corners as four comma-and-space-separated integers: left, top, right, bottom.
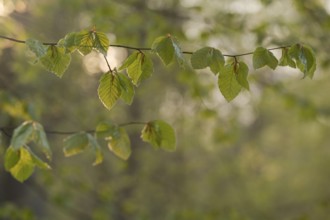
218, 64, 242, 102
253, 47, 278, 70
118, 73, 135, 105
107, 127, 131, 160
40, 46, 71, 78
87, 134, 104, 166
98, 72, 121, 110
10, 121, 34, 150
235, 61, 250, 90
191, 47, 224, 74
7, 147, 35, 182
63, 132, 89, 157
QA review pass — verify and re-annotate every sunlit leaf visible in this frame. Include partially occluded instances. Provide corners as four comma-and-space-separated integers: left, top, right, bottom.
74, 30, 109, 55
253, 47, 278, 70
26, 38, 47, 57
10, 121, 34, 150
107, 127, 131, 160
40, 46, 71, 78
141, 120, 176, 151
58, 32, 78, 54
63, 132, 89, 157
235, 61, 250, 90
87, 134, 104, 166
118, 73, 135, 105
98, 72, 121, 110
289, 44, 316, 78
191, 47, 224, 74
218, 64, 242, 102
4, 146, 20, 170
95, 121, 117, 139
152, 36, 174, 65
7, 147, 35, 182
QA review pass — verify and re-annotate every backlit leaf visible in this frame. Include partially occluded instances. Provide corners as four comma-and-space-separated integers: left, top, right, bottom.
58, 32, 78, 54
8, 147, 35, 182
118, 73, 135, 105
33, 122, 52, 160
4, 146, 20, 170
26, 38, 47, 57
253, 47, 278, 70
74, 30, 109, 55
107, 127, 131, 160
218, 64, 242, 102
235, 61, 250, 90
141, 120, 176, 151
87, 134, 103, 166
63, 132, 89, 157
98, 72, 121, 110
40, 46, 71, 78
95, 121, 117, 139
27, 147, 51, 170
10, 121, 34, 150
152, 36, 174, 65
191, 47, 224, 74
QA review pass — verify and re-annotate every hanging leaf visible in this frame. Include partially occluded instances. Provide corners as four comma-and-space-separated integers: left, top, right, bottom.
191, 47, 225, 74
95, 121, 118, 139
279, 47, 296, 68
218, 64, 242, 102
4, 146, 20, 170
141, 120, 176, 151
26, 38, 47, 57
33, 122, 52, 160
10, 121, 34, 150
58, 32, 78, 54
74, 30, 109, 55
40, 45, 71, 78
152, 35, 184, 66
98, 72, 121, 110
28, 147, 51, 170
253, 47, 278, 70
87, 134, 104, 166
119, 51, 153, 85
118, 73, 135, 105
288, 44, 316, 78
63, 132, 89, 157
107, 127, 131, 160
7, 147, 35, 182
235, 61, 250, 90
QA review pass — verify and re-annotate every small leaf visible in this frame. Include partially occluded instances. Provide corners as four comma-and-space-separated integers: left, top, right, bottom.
98, 72, 122, 110
74, 30, 109, 55
26, 38, 47, 57
235, 61, 250, 90
107, 127, 131, 160
92, 31, 110, 55
87, 134, 103, 166
141, 120, 176, 151
10, 121, 34, 150
27, 147, 51, 170
218, 64, 242, 102
279, 48, 296, 68
8, 147, 35, 182
118, 73, 135, 105
63, 132, 89, 157
152, 36, 174, 65
191, 47, 224, 74
40, 46, 71, 78
4, 146, 20, 171
253, 47, 278, 70
58, 32, 78, 54
289, 44, 316, 78
171, 37, 185, 66
33, 122, 52, 160
95, 121, 117, 139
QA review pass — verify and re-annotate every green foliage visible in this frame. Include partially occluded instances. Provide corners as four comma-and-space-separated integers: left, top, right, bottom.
141, 120, 176, 151
119, 51, 153, 85
118, 73, 135, 105
253, 46, 278, 70
152, 35, 184, 66
26, 38, 47, 57
190, 47, 225, 74
288, 44, 316, 78
98, 72, 122, 110
63, 132, 89, 157
279, 48, 296, 68
235, 61, 250, 90
218, 63, 242, 102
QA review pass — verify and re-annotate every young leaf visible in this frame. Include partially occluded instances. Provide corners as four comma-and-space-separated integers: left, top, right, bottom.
74, 30, 109, 55
289, 44, 316, 78
235, 61, 250, 90
107, 127, 131, 160
119, 51, 153, 85
191, 47, 224, 74
253, 47, 278, 70
27, 147, 51, 170
26, 38, 47, 57
40, 46, 71, 78
10, 121, 34, 150
141, 120, 176, 151
92, 31, 110, 55
279, 48, 296, 68
7, 147, 36, 182
4, 146, 20, 171
218, 64, 242, 102
98, 72, 122, 110
152, 35, 184, 66
118, 73, 135, 105
87, 134, 104, 166
95, 121, 118, 139
63, 132, 89, 157
58, 32, 78, 54
33, 122, 52, 160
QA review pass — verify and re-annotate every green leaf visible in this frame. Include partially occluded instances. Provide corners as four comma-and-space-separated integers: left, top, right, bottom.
4, 146, 20, 170
235, 61, 250, 90
289, 44, 316, 78
26, 38, 47, 57
171, 37, 185, 66
8, 147, 35, 182
279, 48, 296, 68
63, 132, 89, 157
87, 134, 103, 166
40, 46, 71, 78
141, 120, 176, 151
218, 64, 242, 102
118, 73, 135, 105
191, 47, 225, 74
119, 51, 153, 85
10, 121, 34, 150
27, 147, 51, 170
98, 72, 122, 110
107, 127, 131, 160
253, 47, 278, 70
58, 32, 78, 54
33, 122, 52, 160
152, 36, 174, 65
95, 121, 118, 139
74, 30, 109, 55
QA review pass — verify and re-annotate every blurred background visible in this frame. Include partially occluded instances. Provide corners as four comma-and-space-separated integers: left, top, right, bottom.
1, 0, 330, 219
